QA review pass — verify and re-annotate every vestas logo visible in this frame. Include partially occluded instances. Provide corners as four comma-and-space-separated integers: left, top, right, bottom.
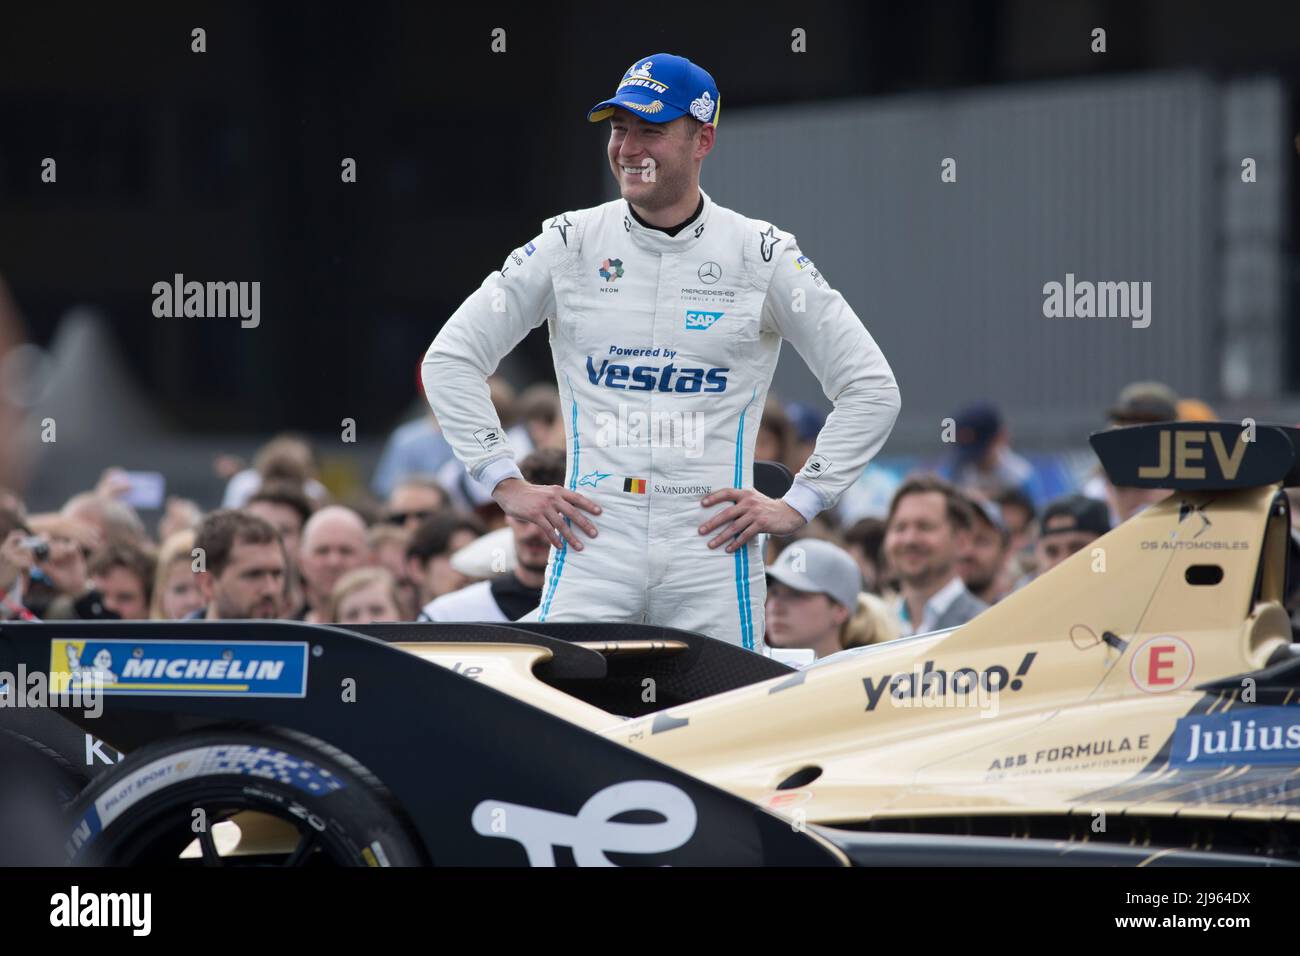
586, 357, 728, 393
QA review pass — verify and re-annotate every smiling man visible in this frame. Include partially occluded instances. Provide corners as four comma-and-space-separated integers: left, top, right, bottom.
884, 476, 987, 636
423, 54, 900, 650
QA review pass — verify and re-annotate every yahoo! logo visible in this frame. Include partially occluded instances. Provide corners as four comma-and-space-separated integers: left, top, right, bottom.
585, 356, 728, 393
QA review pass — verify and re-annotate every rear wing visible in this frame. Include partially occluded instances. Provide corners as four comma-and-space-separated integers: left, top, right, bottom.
1091, 421, 1300, 490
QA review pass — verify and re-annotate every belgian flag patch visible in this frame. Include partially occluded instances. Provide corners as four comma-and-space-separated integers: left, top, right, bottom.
623, 477, 647, 495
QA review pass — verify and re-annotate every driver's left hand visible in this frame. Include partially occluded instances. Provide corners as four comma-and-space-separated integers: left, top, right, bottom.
698, 488, 807, 553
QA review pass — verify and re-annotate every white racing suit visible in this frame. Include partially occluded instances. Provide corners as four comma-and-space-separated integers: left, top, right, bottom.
422, 189, 900, 650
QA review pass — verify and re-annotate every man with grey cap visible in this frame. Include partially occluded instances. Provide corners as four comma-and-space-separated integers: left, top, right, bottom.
765, 539, 872, 660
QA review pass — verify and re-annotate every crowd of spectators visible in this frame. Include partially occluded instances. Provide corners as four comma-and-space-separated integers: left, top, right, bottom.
3, 374, 1289, 668
761, 379, 1253, 660
0, 376, 564, 633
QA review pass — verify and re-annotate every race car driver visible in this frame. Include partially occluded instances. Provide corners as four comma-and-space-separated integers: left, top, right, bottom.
422, 53, 900, 650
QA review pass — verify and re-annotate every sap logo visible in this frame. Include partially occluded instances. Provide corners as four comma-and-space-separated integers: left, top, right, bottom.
684, 310, 723, 331
1138, 430, 1247, 481
585, 357, 727, 393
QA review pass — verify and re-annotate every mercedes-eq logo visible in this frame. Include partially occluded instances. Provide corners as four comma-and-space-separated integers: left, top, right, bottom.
697, 261, 721, 284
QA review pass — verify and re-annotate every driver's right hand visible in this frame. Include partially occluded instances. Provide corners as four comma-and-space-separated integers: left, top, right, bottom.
492, 478, 601, 551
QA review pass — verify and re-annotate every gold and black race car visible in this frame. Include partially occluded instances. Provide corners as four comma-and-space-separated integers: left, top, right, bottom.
2, 421, 1298, 866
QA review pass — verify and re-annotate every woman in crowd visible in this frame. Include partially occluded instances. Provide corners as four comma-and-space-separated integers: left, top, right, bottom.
764, 538, 899, 660
327, 566, 404, 625
150, 529, 205, 620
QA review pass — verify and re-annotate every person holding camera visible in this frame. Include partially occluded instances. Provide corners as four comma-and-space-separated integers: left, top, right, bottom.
0, 509, 119, 620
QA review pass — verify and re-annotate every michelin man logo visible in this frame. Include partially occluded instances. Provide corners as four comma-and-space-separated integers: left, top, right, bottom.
630, 61, 653, 80
471, 781, 697, 866
690, 90, 716, 123
66, 644, 117, 686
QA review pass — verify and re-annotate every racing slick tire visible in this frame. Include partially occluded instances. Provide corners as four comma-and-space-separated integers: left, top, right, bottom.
0, 728, 88, 865
65, 727, 425, 866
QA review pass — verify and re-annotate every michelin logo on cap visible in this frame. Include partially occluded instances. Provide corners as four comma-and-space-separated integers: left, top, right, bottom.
50, 639, 309, 698
620, 60, 668, 95
689, 91, 716, 123
588, 53, 721, 127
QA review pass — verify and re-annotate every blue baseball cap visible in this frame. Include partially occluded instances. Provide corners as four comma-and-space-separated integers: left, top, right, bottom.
587, 54, 721, 126
785, 401, 826, 444
951, 402, 1003, 463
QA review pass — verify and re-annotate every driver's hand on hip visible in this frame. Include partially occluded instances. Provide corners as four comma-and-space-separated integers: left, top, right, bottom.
698, 488, 807, 553
493, 478, 601, 551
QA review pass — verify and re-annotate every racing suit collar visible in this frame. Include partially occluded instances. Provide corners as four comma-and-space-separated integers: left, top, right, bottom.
623, 188, 714, 254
